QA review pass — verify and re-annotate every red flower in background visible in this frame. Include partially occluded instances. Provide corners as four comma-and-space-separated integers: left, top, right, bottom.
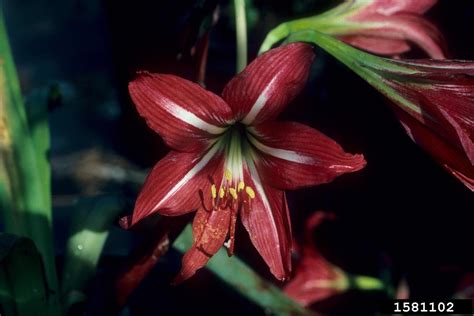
260, 0, 446, 59
373, 59, 474, 190
335, 0, 446, 58
126, 43, 366, 282
284, 211, 348, 306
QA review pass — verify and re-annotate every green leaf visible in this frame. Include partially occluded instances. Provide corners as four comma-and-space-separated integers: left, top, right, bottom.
61, 196, 125, 311
0, 7, 59, 314
173, 225, 316, 316
0, 233, 49, 316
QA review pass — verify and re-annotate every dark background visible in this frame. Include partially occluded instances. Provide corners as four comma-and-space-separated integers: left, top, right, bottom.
3, 0, 474, 315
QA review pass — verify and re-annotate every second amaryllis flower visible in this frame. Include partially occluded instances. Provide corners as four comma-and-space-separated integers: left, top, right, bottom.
126, 43, 366, 282
260, 0, 446, 59
271, 31, 473, 191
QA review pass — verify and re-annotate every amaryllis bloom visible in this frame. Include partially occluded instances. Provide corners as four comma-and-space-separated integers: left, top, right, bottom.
126, 43, 366, 282
260, 0, 446, 59
365, 59, 474, 190
284, 212, 348, 306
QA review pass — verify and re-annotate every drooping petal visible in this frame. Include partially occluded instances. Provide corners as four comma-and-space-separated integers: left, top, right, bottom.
174, 207, 231, 283
129, 72, 232, 152
338, 35, 411, 56
395, 107, 474, 191
360, 0, 437, 15
335, 51, 474, 189
131, 147, 225, 226
248, 121, 366, 190
377, 59, 474, 165
346, 13, 446, 59
222, 43, 315, 125
239, 158, 292, 280
353, 0, 438, 15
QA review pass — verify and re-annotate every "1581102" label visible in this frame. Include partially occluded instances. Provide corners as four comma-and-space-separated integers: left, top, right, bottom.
380, 299, 473, 314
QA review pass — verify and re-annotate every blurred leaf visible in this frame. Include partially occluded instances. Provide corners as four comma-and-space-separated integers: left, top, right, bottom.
173, 225, 316, 316
61, 196, 125, 311
0, 7, 59, 314
0, 233, 49, 316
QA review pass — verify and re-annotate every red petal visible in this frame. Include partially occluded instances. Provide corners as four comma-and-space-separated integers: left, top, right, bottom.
362, 0, 437, 15
222, 43, 315, 125
239, 159, 292, 280
131, 148, 225, 226
347, 13, 446, 59
396, 108, 474, 191
339, 35, 411, 56
129, 72, 232, 152
174, 208, 231, 283
381, 59, 474, 165
249, 121, 366, 190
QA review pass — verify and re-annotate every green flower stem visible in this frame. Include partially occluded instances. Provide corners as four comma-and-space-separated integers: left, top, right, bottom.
0, 8, 59, 315
173, 225, 317, 316
234, 0, 248, 72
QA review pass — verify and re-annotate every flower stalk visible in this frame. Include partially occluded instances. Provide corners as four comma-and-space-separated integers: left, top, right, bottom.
234, 0, 248, 72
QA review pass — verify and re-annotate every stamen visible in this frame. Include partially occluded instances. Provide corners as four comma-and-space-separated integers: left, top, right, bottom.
237, 181, 245, 191
211, 184, 217, 199
229, 188, 238, 200
219, 187, 226, 198
225, 169, 232, 182
245, 186, 255, 199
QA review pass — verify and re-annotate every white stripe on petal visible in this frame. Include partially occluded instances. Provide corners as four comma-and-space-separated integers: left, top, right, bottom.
242, 76, 279, 125
247, 133, 314, 164
162, 97, 226, 134
151, 144, 221, 212
246, 158, 273, 217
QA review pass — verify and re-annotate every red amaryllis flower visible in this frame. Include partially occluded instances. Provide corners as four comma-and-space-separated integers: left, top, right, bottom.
260, 0, 446, 59
126, 43, 366, 282
332, 0, 446, 58
275, 32, 473, 190
370, 59, 474, 190
284, 211, 348, 306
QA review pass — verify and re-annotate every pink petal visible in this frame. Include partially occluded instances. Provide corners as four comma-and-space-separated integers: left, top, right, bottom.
362, 0, 437, 15
239, 159, 293, 280
222, 43, 315, 125
249, 121, 366, 190
129, 72, 232, 152
174, 207, 231, 283
347, 13, 446, 59
339, 35, 411, 56
131, 148, 225, 226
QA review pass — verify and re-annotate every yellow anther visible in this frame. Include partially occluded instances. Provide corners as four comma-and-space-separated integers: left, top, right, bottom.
211, 184, 217, 199
225, 169, 232, 182
219, 187, 225, 198
229, 188, 238, 200
237, 181, 245, 191
245, 186, 255, 199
